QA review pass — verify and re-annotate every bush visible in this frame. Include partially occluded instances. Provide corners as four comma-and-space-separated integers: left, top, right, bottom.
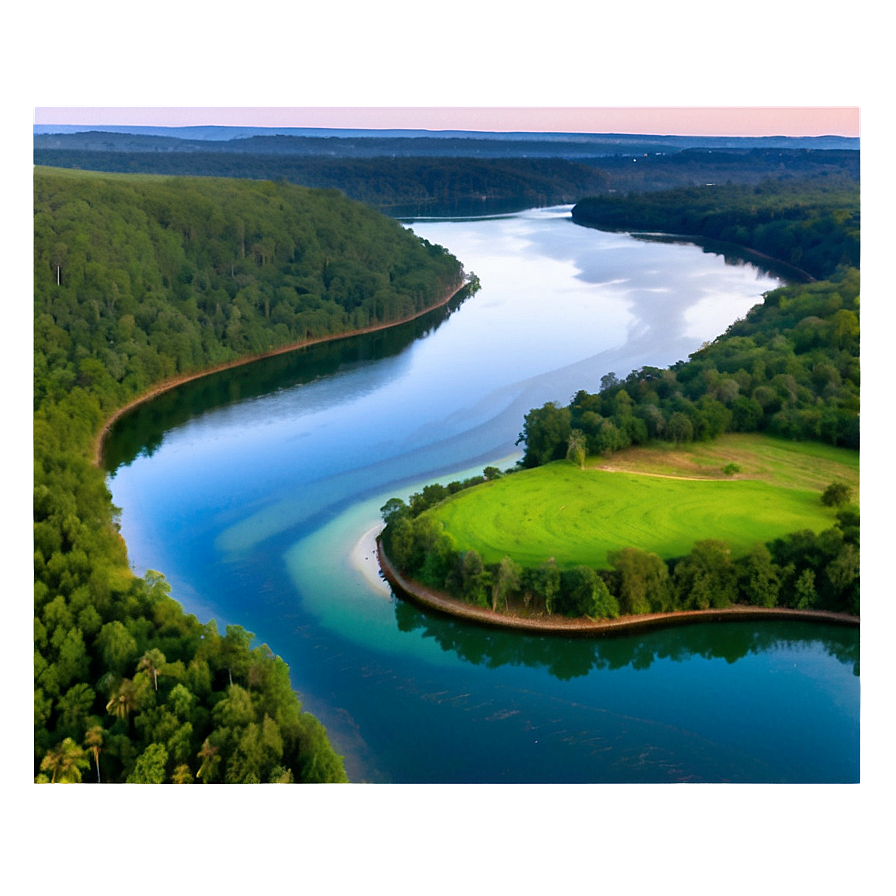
821, 481, 852, 507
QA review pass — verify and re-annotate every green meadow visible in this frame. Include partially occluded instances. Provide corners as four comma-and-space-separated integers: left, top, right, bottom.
429, 435, 858, 569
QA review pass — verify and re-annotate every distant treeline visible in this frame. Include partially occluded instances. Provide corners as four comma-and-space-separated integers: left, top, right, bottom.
590, 148, 858, 191
33, 145, 858, 213
34, 168, 467, 783
33, 152, 611, 211
572, 178, 859, 279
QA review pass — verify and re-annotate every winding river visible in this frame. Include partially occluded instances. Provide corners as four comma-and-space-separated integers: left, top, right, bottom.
105, 206, 859, 783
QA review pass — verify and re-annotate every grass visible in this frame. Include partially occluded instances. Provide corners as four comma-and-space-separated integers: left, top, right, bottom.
595, 433, 859, 489
429, 434, 858, 570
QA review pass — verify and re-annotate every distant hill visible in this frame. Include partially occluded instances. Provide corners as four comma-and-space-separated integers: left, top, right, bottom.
33, 126, 860, 157
34, 127, 859, 217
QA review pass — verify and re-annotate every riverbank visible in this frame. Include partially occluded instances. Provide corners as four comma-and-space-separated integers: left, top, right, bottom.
92, 279, 470, 466
377, 540, 858, 637
348, 524, 391, 597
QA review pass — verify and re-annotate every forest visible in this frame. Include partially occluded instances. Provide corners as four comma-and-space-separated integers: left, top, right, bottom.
33, 167, 466, 783
34, 134, 858, 214
33, 152, 612, 213
571, 178, 859, 280
380, 181, 860, 624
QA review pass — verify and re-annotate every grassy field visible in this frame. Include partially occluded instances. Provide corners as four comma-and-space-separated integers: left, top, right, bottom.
429, 434, 859, 569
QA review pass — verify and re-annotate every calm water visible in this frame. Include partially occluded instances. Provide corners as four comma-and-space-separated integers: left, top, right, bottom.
106, 206, 859, 783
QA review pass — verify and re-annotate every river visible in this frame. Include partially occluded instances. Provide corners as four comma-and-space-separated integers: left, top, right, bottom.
104, 206, 859, 783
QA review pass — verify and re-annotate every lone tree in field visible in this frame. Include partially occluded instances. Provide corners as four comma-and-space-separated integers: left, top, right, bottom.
567, 429, 586, 470
821, 481, 852, 507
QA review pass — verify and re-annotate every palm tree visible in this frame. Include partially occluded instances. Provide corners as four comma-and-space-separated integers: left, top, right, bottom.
137, 648, 166, 691
196, 739, 220, 783
84, 725, 104, 783
106, 677, 142, 724
40, 738, 90, 783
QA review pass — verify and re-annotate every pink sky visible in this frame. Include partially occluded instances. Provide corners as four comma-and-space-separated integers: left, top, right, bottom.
33, 106, 859, 137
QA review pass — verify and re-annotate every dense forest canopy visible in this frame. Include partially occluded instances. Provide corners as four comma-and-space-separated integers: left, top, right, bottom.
33, 168, 467, 783
572, 178, 859, 280
34, 167, 464, 410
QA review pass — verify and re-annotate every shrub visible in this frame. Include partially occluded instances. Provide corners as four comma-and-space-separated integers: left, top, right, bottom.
821, 481, 852, 507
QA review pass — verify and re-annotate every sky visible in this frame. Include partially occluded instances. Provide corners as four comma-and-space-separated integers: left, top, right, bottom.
32, 105, 860, 137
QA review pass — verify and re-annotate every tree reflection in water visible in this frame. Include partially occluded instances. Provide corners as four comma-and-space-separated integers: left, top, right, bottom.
393, 598, 858, 681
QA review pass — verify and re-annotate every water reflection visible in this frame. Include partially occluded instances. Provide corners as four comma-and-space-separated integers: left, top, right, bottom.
104, 287, 475, 472
630, 233, 814, 284
392, 599, 859, 681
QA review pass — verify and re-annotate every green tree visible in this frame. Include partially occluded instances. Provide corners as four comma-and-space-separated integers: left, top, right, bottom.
829, 308, 859, 350
836, 507, 860, 545
96, 621, 138, 676
196, 739, 221, 783
609, 547, 672, 615
666, 412, 694, 446
220, 626, 253, 687
517, 402, 571, 467
821, 481, 852, 507
566, 429, 586, 470
458, 550, 491, 608
738, 544, 782, 608
380, 497, 409, 526
137, 648, 167, 691
794, 569, 818, 609
559, 566, 619, 619
39, 738, 90, 783
212, 684, 256, 730
295, 716, 349, 783
54, 628, 90, 691
105, 677, 146, 725
825, 543, 859, 612
673, 540, 738, 610
268, 765, 294, 783
84, 725, 104, 783
491, 557, 522, 612
529, 560, 561, 615
55, 682, 96, 740
171, 764, 194, 783
225, 716, 284, 784
127, 743, 169, 783
167, 683, 196, 721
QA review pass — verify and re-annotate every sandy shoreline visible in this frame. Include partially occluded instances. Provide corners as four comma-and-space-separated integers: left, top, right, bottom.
376, 539, 859, 637
348, 524, 391, 597
92, 280, 469, 466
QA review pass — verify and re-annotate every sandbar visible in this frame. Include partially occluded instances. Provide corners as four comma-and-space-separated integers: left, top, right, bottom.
349, 524, 391, 597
